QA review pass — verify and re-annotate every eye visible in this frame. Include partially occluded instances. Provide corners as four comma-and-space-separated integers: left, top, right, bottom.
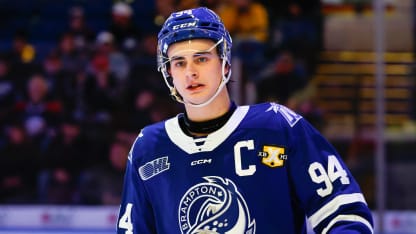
172, 60, 185, 67
197, 56, 208, 63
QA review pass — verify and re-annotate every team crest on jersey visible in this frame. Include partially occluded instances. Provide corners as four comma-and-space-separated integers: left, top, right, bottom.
178, 176, 256, 234
258, 145, 287, 168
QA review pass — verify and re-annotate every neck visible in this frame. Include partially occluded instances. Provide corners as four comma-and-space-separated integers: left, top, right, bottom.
180, 101, 237, 135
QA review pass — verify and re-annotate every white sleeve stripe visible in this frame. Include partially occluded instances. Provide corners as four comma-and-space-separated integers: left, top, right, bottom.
308, 193, 367, 228
322, 214, 374, 234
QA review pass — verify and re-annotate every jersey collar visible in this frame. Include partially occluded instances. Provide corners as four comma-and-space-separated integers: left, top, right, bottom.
165, 105, 249, 154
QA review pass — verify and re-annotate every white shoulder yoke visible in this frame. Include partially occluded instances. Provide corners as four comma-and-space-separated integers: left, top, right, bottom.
165, 106, 249, 154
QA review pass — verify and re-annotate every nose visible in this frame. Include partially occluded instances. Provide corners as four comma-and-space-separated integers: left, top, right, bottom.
185, 62, 198, 79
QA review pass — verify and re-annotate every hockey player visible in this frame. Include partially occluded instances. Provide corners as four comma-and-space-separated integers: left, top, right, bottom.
117, 7, 374, 234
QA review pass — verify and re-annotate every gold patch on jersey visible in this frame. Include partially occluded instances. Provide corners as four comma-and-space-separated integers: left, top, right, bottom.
258, 145, 287, 168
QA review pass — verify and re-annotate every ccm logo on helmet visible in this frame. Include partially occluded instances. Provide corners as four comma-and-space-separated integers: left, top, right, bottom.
173, 21, 197, 30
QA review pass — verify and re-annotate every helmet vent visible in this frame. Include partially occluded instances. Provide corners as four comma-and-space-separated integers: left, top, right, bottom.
161, 29, 170, 36
175, 15, 192, 21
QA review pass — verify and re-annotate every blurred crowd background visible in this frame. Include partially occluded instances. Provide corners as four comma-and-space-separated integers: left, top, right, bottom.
0, 0, 415, 211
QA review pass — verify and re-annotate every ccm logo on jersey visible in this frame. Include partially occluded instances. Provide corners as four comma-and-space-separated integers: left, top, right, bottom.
173, 21, 197, 30
258, 145, 287, 168
191, 158, 212, 166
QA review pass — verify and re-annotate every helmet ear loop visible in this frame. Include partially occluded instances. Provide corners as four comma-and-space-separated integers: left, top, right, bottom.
221, 51, 232, 83
162, 65, 185, 104
170, 87, 184, 103
219, 38, 232, 82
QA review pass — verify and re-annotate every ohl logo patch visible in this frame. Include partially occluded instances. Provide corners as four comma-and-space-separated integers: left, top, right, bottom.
258, 145, 287, 168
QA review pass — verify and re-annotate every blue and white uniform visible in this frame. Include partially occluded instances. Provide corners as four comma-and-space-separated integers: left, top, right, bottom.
117, 102, 373, 234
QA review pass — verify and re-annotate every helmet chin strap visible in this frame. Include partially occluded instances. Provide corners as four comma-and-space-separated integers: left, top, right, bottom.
165, 58, 231, 108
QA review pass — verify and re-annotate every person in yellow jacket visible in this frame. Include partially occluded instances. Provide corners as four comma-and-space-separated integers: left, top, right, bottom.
216, 0, 269, 43
216, 0, 270, 95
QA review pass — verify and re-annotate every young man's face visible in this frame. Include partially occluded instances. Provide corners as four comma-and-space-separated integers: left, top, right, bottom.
167, 39, 226, 106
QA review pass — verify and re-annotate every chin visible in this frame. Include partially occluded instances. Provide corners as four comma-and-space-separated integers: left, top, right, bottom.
186, 98, 209, 106
186, 95, 208, 103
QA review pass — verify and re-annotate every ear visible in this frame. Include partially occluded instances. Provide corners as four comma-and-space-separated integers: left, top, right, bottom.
224, 63, 231, 76
166, 63, 174, 79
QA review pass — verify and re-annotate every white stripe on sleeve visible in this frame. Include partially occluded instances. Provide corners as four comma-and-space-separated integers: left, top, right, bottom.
322, 214, 373, 234
308, 193, 367, 228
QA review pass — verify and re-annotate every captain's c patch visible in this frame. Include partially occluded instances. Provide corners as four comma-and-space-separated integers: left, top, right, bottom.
258, 145, 287, 168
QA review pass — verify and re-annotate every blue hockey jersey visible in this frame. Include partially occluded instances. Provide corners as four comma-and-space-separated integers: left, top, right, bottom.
117, 102, 374, 234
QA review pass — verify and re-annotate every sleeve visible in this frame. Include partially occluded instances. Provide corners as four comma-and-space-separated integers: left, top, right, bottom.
286, 118, 374, 234
117, 139, 156, 234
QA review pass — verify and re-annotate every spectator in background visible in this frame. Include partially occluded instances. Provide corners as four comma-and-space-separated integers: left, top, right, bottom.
11, 74, 63, 151
83, 52, 122, 125
217, 0, 269, 44
269, 1, 320, 74
7, 30, 36, 65
42, 51, 85, 120
42, 51, 76, 101
53, 33, 89, 121
0, 123, 39, 203
216, 0, 269, 97
95, 31, 130, 84
81, 51, 125, 152
38, 116, 89, 204
56, 32, 89, 74
256, 50, 308, 106
6, 30, 40, 99
109, 2, 142, 52
66, 6, 96, 51
78, 139, 130, 205
216, 0, 269, 68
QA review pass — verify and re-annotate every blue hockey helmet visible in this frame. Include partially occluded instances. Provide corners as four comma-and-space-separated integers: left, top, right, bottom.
157, 7, 232, 76
156, 7, 233, 107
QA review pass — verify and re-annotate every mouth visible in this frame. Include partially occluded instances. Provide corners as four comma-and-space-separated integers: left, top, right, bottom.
187, 83, 205, 91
